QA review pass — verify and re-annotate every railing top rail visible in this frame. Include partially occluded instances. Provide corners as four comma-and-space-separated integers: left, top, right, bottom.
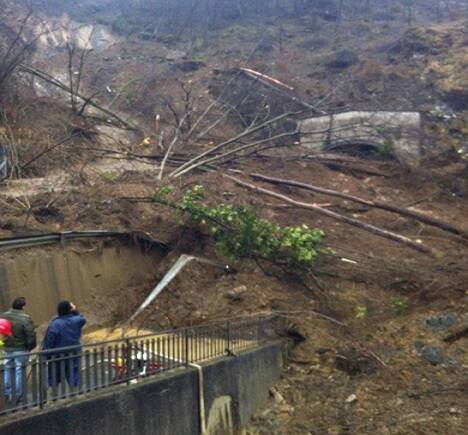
0, 230, 169, 252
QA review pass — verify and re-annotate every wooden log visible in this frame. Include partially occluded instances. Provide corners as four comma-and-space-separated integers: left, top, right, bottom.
250, 173, 468, 240
225, 175, 434, 255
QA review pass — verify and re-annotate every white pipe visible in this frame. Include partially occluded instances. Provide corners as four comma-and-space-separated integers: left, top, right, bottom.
190, 363, 207, 435
150, 349, 206, 435
129, 255, 195, 323
128, 255, 232, 324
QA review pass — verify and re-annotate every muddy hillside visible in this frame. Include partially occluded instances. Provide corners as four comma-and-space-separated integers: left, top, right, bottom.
0, 0, 467, 433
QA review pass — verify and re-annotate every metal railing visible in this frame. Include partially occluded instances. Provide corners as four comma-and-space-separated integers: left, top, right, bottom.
0, 231, 168, 252
0, 314, 284, 416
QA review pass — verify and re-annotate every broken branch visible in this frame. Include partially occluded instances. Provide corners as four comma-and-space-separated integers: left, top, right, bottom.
250, 173, 468, 240
170, 110, 300, 178
226, 175, 434, 255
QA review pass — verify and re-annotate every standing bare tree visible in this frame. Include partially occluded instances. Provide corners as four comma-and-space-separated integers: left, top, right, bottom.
0, 9, 36, 110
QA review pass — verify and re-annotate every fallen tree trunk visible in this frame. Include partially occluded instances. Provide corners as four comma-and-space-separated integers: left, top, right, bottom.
239, 68, 324, 114
250, 173, 468, 240
226, 175, 434, 255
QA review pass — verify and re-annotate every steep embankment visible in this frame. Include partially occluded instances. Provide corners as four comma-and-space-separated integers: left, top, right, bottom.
0, 3, 467, 434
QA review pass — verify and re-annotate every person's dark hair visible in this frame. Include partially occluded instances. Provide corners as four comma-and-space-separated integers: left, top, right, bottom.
12, 297, 26, 310
57, 301, 72, 316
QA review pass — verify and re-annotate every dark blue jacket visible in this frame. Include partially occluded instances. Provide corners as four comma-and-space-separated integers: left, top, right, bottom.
43, 312, 86, 350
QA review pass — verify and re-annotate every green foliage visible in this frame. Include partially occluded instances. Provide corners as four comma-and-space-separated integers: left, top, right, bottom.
376, 142, 394, 160
355, 305, 367, 320
100, 171, 117, 183
390, 298, 410, 315
154, 184, 325, 270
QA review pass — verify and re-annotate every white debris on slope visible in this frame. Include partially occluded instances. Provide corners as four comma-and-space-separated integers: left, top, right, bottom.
34, 14, 117, 55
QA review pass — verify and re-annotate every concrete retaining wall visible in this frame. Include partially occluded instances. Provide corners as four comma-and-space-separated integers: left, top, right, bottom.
0, 240, 163, 325
0, 342, 283, 435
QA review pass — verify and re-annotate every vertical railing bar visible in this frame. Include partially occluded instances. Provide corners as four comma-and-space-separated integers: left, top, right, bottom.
31, 358, 38, 408
68, 353, 75, 397
179, 332, 183, 366
147, 339, 152, 376
203, 329, 207, 361
100, 347, 105, 388
93, 348, 99, 391
211, 329, 214, 359
165, 335, 169, 370
0, 363, 4, 414
175, 334, 179, 367
185, 329, 189, 366
0, 362, 6, 414
214, 328, 217, 357
61, 354, 68, 399
164, 336, 169, 370
227, 321, 231, 355
139, 340, 145, 377
77, 350, 84, 395
150, 339, 156, 375
173, 333, 176, 367
84, 350, 91, 392
156, 338, 161, 372
166, 335, 171, 369
39, 354, 46, 408
10, 362, 17, 406
179, 332, 182, 366
176, 333, 180, 367
106, 347, 112, 387
134, 341, 139, 379
51, 355, 58, 400
21, 357, 28, 409
113, 345, 119, 385
125, 339, 131, 385
200, 330, 204, 361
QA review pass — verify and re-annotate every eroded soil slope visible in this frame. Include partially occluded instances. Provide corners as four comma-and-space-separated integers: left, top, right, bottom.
0, 3, 467, 434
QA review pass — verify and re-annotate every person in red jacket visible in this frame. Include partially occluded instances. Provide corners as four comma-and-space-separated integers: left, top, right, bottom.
0, 318, 13, 347
0, 318, 12, 406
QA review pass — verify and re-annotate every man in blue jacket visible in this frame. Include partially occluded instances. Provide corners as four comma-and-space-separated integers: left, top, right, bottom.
43, 301, 86, 388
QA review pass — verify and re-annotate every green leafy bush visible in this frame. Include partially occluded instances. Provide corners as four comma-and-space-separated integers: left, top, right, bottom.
154, 184, 325, 269
100, 171, 117, 183
390, 298, 410, 315
355, 305, 367, 320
